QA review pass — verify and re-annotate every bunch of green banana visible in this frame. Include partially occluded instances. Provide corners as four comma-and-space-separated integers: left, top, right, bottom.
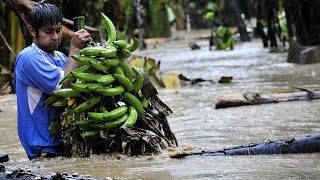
46, 13, 147, 141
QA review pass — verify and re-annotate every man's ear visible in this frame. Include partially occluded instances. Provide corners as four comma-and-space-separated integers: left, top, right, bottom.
28, 25, 36, 37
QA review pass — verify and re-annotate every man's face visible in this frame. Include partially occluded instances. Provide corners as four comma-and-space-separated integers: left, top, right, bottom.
30, 24, 62, 53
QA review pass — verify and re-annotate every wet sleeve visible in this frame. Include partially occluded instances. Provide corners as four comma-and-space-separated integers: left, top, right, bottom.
20, 54, 64, 95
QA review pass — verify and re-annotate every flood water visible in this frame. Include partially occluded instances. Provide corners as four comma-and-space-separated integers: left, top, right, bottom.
1, 30, 320, 179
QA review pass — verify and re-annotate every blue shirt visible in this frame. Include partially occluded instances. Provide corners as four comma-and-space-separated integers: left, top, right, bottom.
15, 43, 67, 159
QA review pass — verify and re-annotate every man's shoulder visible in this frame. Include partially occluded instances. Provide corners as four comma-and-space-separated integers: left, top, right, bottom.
17, 46, 41, 60
19, 45, 36, 54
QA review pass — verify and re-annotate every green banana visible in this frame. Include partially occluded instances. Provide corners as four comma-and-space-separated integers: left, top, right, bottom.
102, 105, 128, 122
101, 58, 120, 67
71, 72, 103, 82
98, 103, 108, 112
100, 46, 117, 58
123, 106, 138, 127
75, 119, 95, 128
59, 65, 93, 84
85, 83, 108, 90
103, 114, 128, 129
143, 59, 149, 75
60, 74, 74, 85
87, 112, 105, 121
45, 95, 62, 106
122, 92, 143, 117
96, 86, 125, 96
48, 121, 60, 134
100, 12, 116, 45
73, 95, 101, 113
114, 74, 133, 92
130, 136, 140, 142
96, 74, 115, 84
109, 65, 125, 76
52, 88, 81, 98
52, 98, 68, 108
90, 60, 110, 71
90, 123, 105, 130
112, 40, 128, 49
132, 68, 143, 93
119, 61, 133, 81
60, 105, 78, 117
140, 96, 149, 108
72, 54, 98, 65
81, 130, 99, 138
127, 37, 140, 52
117, 48, 131, 59
70, 83, 104, 93
79, 46, 108, 57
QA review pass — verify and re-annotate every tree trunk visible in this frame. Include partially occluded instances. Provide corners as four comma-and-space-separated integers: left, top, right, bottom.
284, 0, 320, 63
256, 1, 268, 47
266, 0, 278, 47
284, 0, 320, 46
254, 0, 279, 48
171, 133, 320, 158
228, 0, 251, 42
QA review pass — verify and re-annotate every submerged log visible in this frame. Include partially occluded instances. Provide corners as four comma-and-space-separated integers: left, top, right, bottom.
215, 87, 320, 109
171, 133, 320, 158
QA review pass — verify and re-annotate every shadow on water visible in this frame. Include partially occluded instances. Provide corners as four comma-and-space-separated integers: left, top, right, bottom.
1, 30, 320, 179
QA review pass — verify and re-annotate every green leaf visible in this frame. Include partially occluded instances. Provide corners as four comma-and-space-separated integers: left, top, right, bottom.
206, 2, 218, 11
216, 26, 227, 38
205, 12, 215, 21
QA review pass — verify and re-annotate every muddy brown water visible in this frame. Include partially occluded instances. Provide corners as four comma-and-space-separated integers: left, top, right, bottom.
1, 30, 320, 179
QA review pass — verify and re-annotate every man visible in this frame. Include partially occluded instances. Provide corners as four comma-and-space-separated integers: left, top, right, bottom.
15, 3, 91, 160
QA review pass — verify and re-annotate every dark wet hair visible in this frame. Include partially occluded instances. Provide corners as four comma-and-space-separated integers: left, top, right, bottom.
29, 3, 63, 31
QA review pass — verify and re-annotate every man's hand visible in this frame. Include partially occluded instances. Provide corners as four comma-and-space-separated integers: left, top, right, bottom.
62, 29, 92, 89
68, 29, 92, 58
70, 29, 92, 50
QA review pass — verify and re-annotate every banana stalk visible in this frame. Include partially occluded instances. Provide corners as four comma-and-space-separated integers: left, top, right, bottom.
46, 14, 162, 156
